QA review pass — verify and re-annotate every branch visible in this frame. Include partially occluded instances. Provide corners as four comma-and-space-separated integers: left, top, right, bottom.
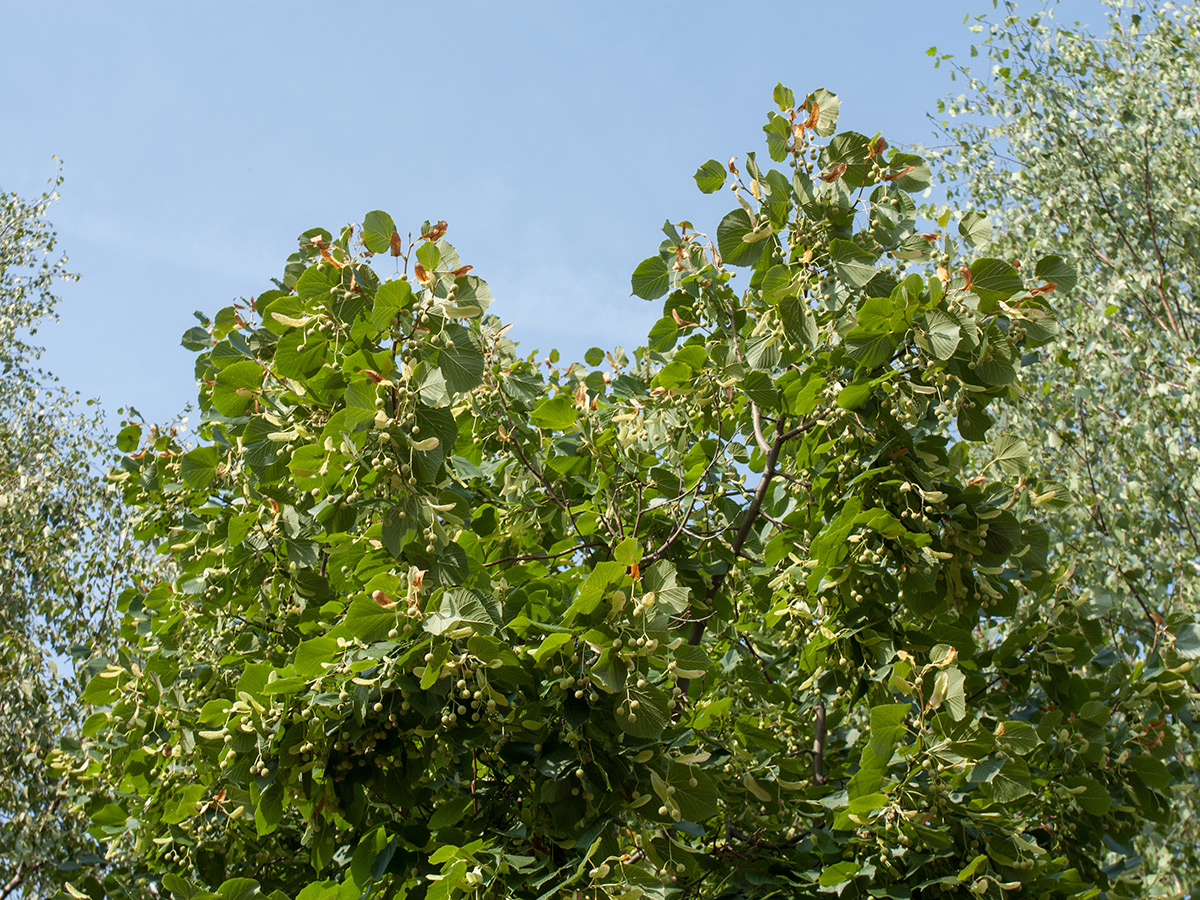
811, 700, 827, 785
676, 416, 792, 696
482, 543, 603, 568
0, 862, 30, 900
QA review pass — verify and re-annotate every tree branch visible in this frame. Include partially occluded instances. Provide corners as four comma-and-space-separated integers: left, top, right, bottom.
811, 700, 827, 785
676, 416, 794, 696
0, 862, 30, 900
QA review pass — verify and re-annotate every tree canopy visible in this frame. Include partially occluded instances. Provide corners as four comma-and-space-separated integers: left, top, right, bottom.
60, 83, 1194, 900
928, 1, 1200, 893
0, 174, 154, 900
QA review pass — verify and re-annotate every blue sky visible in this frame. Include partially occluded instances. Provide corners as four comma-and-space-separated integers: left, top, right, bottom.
2, 0, 1101, 427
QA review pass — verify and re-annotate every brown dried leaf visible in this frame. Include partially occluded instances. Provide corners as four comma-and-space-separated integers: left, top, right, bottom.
421, 220, 448, 242
804, 101, 820, 130
820, 161, 847, 183
389, 230, 404, 257
671, 308, 698, 327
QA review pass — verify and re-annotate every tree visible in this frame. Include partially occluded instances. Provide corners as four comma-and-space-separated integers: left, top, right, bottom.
927, 2, 1200, 893
68, 86, 1190, 900
0, 174, 152, 899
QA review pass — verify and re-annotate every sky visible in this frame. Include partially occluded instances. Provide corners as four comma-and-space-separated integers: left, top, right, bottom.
1, 0, 1103, 428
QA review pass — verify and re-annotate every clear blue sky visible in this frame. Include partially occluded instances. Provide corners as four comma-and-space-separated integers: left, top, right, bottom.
2, 0, 1100, 427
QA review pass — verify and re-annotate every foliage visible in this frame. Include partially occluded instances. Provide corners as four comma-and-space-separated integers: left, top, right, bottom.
927, 1, 1200, 893
69, 87, 1192, 899
0, 175, 151, 899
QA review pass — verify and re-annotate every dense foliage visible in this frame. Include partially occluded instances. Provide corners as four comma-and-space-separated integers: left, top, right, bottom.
0, 174, 149, 900
66, 86, 1193, 900
928, 1, 1200, 893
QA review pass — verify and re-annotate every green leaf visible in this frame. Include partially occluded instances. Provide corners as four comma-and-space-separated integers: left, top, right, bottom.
1173, 623, 1200, 659
530, 395, 578, 431
631, 256, 670, 300
1129, 754, 1170, 789
988, 434, 1029, 476
115, 423, 142, 453
818, 861, 860, 888
362, 210, 397, 255
1034, 254, 1078, 294
1066, 776, 1112, 815
180, 446, 220, 490
343, 595, 400, 644
848, 703, 908, 799
162, 875, 203, 900
716, 208, 767, 268
616, 683, 669, 740
829, 239, 877, 289
417, 240, 441, 273
162, 785, 206, 825
820, 132, 871, 188
428, 796, 472, 831
584, 347, 605, 366
957, 211, 992, 249
780, 297, 817, 349
614, 536, 641, 567
968, 258, 1023, 305
920, 309, 961, 360
844, 329, 897, 369
805, 87, 841, 137
294, 636, 341, 678
772, 82, 795, 110
693, 160, 727, 194
837, 382, 873, 410
216, 879, 260, 900
181, 326, 210, 351
440, 324, 484, 394
425, 589, 502, 637
371, 279, 413, 330
885, 152, 931, 192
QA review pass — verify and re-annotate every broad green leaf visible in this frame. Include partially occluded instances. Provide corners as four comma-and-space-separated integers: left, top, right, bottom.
848, 704, 907, 799
530, 395, 578, 431
440, 324, 484, 394
920, 309, 961, 359
693, 159, 726, 194
180, 446, 220, 490
805, 87, 841, 137
716, 208, 767, 268
958, 211, 992, 249
818, 861, 860, 888
829, 239, 877, 289
428, 796, 472, 831
362, 210, 397, 255
616, 683, 669, 740
631, 256, 670, 300
1130, 754, 1170, 789
988, 434, 1029, 476
820, 132, 871, 188
343, 595, 401, 644
613, 536, 641, 566
837, 382, 873, 410
425, 589, 502, 637
1173, 623, 1200, 659
968, 258, 1023, 305
772, 82, 795, 111
216, 879, 260, 900
1034, 254, 1078, 294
